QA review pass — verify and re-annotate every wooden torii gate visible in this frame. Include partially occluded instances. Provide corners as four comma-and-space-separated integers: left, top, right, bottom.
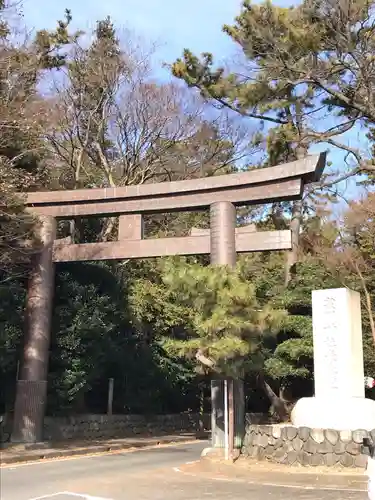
11, 153, 326, 443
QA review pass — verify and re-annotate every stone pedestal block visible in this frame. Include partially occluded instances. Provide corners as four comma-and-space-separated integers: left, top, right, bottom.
292, 397, 375, 431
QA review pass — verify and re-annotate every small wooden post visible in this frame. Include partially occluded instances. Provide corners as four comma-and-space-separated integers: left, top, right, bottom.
107, 378, 114, 416
224, 379, 229, 460
228, 378, 234, 460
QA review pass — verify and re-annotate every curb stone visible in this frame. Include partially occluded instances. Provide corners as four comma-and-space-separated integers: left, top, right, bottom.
200, 448, 366, 474
184, 457, 369, 491
1, 436, 202, 465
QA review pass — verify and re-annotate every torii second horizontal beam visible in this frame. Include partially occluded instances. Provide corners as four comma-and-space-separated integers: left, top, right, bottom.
53, 230, 292, 262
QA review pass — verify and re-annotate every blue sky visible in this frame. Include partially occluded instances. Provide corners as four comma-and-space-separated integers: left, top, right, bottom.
23, 0, 244, 65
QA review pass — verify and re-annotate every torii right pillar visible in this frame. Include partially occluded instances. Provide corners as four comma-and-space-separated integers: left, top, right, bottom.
209, 201, 245, 452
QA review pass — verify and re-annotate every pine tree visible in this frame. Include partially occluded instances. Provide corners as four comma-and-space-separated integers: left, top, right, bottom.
170, 0, 369, 279
173, 0, 375, 175
130, 258, 285, 377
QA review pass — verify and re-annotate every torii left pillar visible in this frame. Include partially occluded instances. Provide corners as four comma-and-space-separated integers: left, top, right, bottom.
12, 216, 56, 443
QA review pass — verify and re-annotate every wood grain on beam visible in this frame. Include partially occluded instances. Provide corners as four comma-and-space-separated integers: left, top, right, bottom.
29, 179, 302, 218
53, 230, 292, 262
26, 153, 325, 206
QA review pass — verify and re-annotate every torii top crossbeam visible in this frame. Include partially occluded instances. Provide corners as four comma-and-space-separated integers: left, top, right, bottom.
25, 154, 326, 218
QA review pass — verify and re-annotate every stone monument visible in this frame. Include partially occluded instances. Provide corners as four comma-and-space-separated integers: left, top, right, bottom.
292, 288, 375, 431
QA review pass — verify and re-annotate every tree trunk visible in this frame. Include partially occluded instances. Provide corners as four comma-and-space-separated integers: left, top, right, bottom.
284, 142, 307, 286
355, 262, 375, 346
285, 199, 302, 285
257, 373, 289, 422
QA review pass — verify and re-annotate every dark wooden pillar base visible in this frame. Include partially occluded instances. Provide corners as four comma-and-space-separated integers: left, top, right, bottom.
11, 380, 47, 443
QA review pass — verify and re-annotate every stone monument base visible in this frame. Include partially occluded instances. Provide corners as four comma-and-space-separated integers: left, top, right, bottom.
292, 397, 375, 431
241, 423, 374, 468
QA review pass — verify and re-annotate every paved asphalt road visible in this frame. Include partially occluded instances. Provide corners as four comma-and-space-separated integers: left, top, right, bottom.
0, 441, 368, 500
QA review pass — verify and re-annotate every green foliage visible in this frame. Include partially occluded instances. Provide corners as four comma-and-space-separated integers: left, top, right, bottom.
265, 316, 313, 381
131, 258, 286, 378
237, 252, 316, 390
0, 279, 25, 412
281, 259, 341, 311
48, 263, 125, 412
34, 9, 81, 69
43, 262, 199, 414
